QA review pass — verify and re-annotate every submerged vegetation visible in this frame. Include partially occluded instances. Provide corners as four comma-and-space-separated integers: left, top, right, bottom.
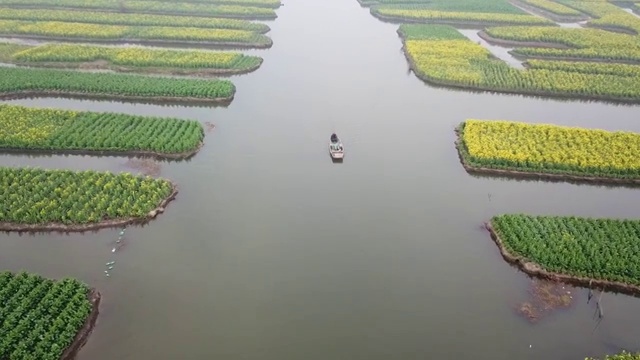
0, 20, 273, 48
0, 7, 271, 32
0, 104, 204, 156
0, 67, 235, 102
0, 43, 263, 74
399, 24, 640, 102
0, 272, 96, 360
457, 120, 640, 180
490, 214, 640, 287
0, 167, 174, 226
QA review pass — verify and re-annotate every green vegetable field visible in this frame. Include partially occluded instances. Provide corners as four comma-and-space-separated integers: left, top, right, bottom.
0, 272, 95, 360
0, 104, 204, 156
0, 67, 235, 101
0, 167, 174, 225
491, 214, 640, 286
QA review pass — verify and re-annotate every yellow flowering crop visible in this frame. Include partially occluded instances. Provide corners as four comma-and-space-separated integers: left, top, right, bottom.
373, 7, 554, 25
11, 44, 260, 70
0, 19, 271, 46
400, 24, 640, 102
521, 0, 582, 16
0, 105, 75, 146
459, 120, 640, 177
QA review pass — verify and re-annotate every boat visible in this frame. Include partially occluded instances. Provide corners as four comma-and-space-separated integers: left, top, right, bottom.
329, 133, 344, 160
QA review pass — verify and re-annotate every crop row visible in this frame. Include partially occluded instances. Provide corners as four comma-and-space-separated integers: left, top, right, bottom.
132, 0, 281, 7
0, 104, 204, 156
371, 5, 554, 25
0, 67, 235, 102
490, 214, 640, 286
6, 43, 263, 74
0, 167, 173, 225
484, 26, 640, 62
518, 0, 583, 16
0, 20, 272, 48
0, 272, 93, 360
558, 0, 640, 34
0, 7, 270, 32
400, 24, 640, 102
362, 0, 525, 14
0, 0, 278, 18
457, 120, 640, 179
526, 60, 640, 77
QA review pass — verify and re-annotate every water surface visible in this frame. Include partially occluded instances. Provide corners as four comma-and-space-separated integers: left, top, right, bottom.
1, 1, 640, 359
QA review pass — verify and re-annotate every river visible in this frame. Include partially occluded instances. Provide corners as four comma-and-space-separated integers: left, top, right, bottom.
1, 0, 640, 359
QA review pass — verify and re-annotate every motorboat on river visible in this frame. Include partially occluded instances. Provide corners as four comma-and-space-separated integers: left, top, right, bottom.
329, 133, 344, 160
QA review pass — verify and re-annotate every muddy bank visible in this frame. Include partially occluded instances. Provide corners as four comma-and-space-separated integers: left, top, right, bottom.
485, 222, 640, 298
509, 0, 589, 23
11, 59, 264, 77
373, 11, 556, 28
0, 184, 178, 233
454, 127, 640, 186
0, 141, 203, 160
60, 289, 101, 360
478, 30, 571, 49
0, 4, 278, 20
0, 34, 273, 50
398, 32, 640, 105
0, 90, 234, 106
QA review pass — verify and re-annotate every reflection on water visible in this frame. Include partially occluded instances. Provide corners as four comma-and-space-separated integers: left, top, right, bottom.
1, 1, 640, 360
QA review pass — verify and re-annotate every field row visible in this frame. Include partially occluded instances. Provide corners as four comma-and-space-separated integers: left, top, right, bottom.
586, 353, 640, 360
518, 0, 583, 17
483, 26, 640, 63
457, 119, 640, 180
0, 7, 270, 32
400, 24, 640, 102
0, 66, 235, 102
371, 5, 554, 26
0, 0, 279, 18
0, 167, 174, 227
558, 0, 640, 34
490, 214, 640, 287
0, 43, 263, 75
0, 272, 95, 360
0, 104, 204, 157
360, 0, 526, 14
0, 20, 272, 48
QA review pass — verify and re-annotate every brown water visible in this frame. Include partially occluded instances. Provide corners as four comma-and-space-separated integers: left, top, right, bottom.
1, 0, 640, 359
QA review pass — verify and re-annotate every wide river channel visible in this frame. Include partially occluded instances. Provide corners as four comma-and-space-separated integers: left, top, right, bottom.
1, 0, 640, 359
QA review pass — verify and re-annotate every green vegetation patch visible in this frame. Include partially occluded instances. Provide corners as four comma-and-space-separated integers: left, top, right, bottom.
0, 104, 204, 156
491, 214, 640, 286
0, 0, 277, 19
400, 24, 640, 102
5, 43, 263, 74
485, 26, 640, 63
0, 67, 235, 101
0, 7, 270, 32
362, 0, 524, 14
519, 0, 583, 16
372, 5, 554, 25
0, 272, 94, 360
0, 20, 272, 48
458, 119, 640, 179
526, 60, 640, 77
558, 0, 640, 34
0, 167, 173, 225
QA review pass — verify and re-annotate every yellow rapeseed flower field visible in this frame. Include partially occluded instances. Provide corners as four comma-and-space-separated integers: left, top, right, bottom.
461, 120, 640, 176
